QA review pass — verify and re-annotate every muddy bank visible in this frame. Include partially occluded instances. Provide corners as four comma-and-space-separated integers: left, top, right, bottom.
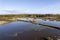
0, 21, 9, 24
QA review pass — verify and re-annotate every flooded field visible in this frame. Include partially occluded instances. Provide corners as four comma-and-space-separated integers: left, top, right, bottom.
35, 19, 60, 27
0, 19, 60, 40
15, 18, 60, 27
0, 18, 60, 40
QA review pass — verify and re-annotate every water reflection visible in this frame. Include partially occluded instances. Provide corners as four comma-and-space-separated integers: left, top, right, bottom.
35, 19, 60, 27
16, 18, 60, 27
0, 20, 60, 40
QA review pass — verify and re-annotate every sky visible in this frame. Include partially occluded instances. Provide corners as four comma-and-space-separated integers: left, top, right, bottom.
0, 0, 60, 14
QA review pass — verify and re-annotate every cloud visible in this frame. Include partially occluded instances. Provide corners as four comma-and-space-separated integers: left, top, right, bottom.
0, 10, 19, 14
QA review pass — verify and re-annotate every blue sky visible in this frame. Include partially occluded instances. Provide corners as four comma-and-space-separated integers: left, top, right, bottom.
0, 0, 60, 14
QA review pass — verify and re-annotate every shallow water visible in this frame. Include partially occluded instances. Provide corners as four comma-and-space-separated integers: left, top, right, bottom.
0, 19, 60, 40
16, 18, 60, 27
0, 22, 48, 40
35, 19, 60, 27
0, 22, 46, 36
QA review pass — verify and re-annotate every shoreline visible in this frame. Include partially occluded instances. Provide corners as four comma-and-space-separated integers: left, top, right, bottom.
0, 21, 9, 24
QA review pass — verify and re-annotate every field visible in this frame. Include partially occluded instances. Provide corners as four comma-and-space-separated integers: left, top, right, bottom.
0, 14, 60, 21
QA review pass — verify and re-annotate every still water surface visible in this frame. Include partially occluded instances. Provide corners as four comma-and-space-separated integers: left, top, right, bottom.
16, 18, 60, 27
0, 18, 60, 40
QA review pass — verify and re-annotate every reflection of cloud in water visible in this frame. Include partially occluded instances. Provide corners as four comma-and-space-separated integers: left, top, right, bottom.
0, 22, 60, 40
9, 33, 18, 37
